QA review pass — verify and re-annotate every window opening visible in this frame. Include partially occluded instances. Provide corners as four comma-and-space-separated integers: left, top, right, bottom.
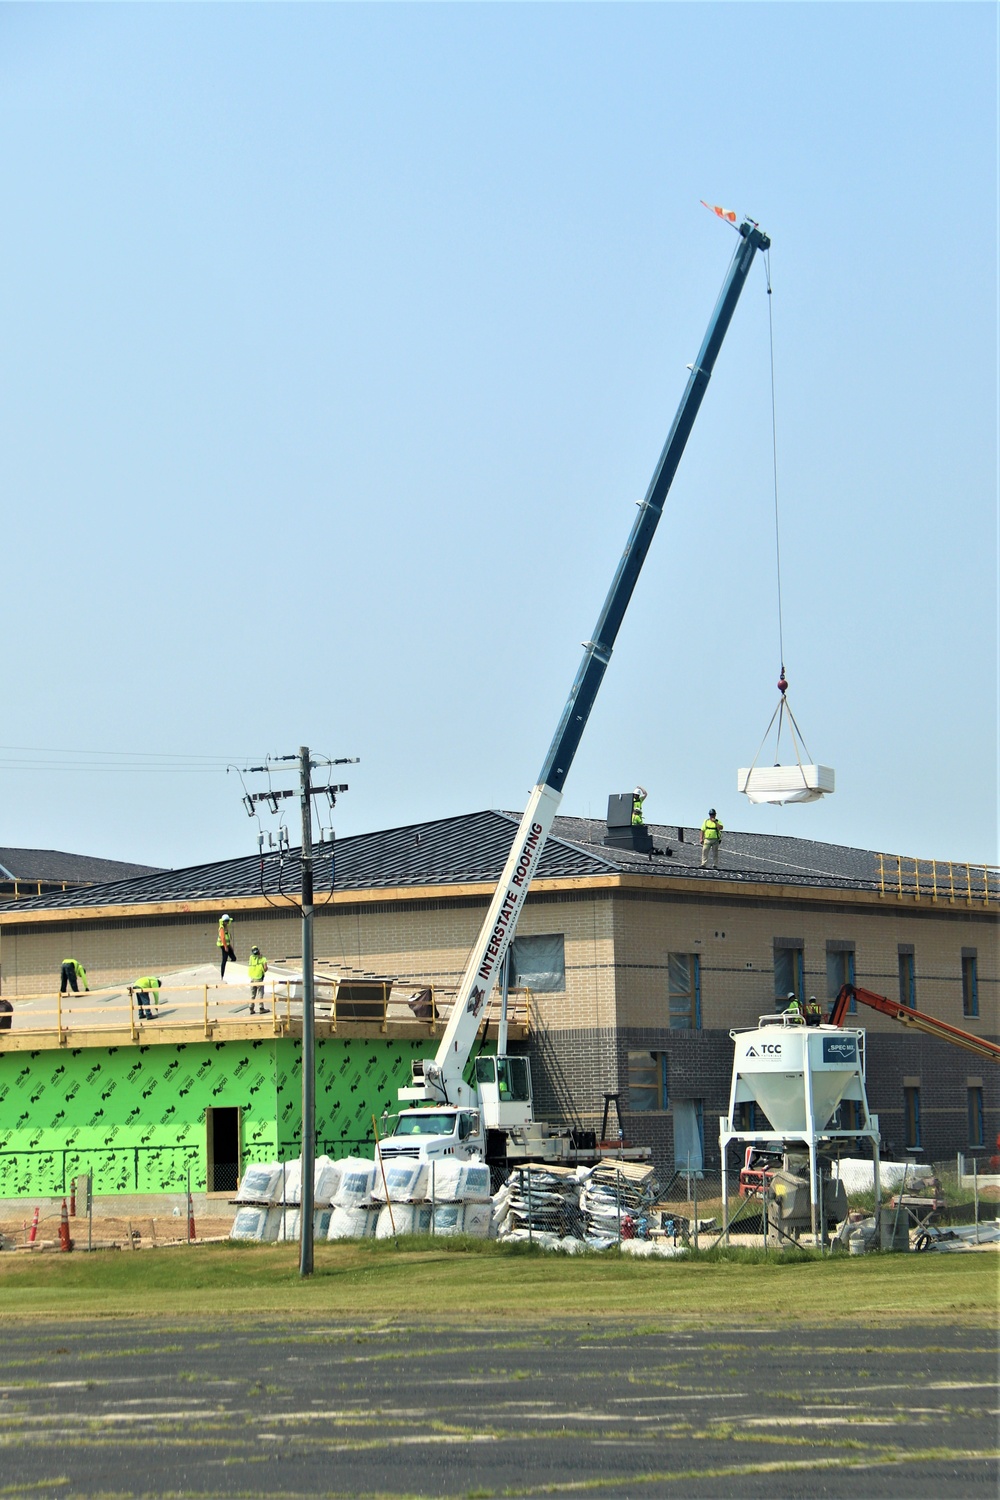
903, 1087, 921, 1150
968, 1087, 985, 1148
628, 1051, 668, 1112
773, 943, 804, 1003
962, 954, 979, 1018
510, 934, 565, 993
898, 949, 916, 1010
827, 946, 856, 1012
668, 954, 701, 1029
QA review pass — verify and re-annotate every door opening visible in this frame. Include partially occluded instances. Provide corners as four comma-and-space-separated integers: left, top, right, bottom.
206, 1106, 241, 1193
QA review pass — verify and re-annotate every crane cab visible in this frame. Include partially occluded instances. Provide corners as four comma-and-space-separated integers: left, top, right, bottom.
474, 1054, 534, 1131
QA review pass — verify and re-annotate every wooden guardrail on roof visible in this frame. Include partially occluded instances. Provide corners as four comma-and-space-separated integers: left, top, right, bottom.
876, 853, 999, 908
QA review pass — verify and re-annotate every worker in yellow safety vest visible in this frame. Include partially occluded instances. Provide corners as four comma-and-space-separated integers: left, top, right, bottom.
133, 976, 162, 1021
248, 946, 268, 1015
700, 809, 723, 868
59, 958, 89, 994
631, 787, 647, 826
805, 996, 822, 1026
217, 914, 236, 978
786, 993, 803, 1022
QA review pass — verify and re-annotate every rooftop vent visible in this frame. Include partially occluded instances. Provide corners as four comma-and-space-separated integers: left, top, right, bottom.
604, 793, 653, 854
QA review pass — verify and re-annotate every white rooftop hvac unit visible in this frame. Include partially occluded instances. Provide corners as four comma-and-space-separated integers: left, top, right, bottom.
737, 763, 835, 805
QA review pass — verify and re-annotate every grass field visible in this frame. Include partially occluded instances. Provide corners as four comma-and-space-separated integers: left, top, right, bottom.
0, 1237, 996, 1325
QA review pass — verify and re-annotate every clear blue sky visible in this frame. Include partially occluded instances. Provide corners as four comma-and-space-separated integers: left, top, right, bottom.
1, 3, 996, 870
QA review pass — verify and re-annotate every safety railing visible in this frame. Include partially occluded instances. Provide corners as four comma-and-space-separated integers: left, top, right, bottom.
0, 878, 75, 901
876, 853, 999, 908
0, 979, 532, 1046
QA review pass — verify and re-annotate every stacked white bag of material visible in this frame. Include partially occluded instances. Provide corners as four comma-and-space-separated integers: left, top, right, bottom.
230, 1205, 283, 1241
376, 1203, 433, 1237
325, 1156, 380, 1239
372, 1159, 430, 1203
234, 1164, 285, 1205
328, 1205, 380, 1239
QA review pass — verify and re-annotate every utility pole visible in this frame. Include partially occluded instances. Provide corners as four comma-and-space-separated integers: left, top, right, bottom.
298, 745, 316, 1276
241, 748, 357, 1278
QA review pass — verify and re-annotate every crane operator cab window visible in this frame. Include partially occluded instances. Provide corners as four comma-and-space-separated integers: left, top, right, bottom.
476, 1055, 531, 1102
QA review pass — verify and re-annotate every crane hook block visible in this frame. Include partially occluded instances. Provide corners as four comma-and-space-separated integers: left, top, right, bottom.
777, 673, 788, 695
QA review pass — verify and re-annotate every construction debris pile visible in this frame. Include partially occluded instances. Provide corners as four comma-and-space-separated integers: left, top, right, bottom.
581, 1160, 660, 1241
491, 1159, 664, 1251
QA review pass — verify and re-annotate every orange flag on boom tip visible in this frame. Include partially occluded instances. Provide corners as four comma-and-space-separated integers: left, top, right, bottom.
701, 200, 738, 223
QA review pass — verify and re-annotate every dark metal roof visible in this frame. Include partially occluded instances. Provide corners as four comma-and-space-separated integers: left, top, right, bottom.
3, 811, 615, 912
552, 815, 881, 887
0, 847, 162, 884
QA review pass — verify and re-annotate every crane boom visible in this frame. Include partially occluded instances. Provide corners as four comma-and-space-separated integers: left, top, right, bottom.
404, 218, 771, 1108
831, 984, 1000, 1064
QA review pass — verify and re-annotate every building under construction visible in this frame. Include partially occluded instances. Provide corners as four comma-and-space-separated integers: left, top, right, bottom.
0, 807, 996, 1200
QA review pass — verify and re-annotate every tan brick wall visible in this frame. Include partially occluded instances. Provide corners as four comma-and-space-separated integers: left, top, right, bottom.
611, 891, 997, 1036
1, 885, 994, 1045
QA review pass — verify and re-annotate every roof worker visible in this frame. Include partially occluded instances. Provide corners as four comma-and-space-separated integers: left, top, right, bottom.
631, 787, 647, 827
805, 995, 822, 1026
133, 976, 162, 1021
0, 996, 12, 1032
59, 958, 89, 994
217, 913, 236, 979
248, 946, 268, 1015
700, 808, 723, 868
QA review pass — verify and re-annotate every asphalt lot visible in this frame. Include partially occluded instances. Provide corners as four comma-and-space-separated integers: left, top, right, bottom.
0, 1319, 995, 1498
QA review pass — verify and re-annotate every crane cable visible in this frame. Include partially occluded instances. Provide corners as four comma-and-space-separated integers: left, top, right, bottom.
739, 250, 813, 793
764, 247, 786, 681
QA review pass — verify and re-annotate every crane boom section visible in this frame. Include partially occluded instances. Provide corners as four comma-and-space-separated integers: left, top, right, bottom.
412, 220, 770, 1105
540, 222, 770, 792
832, 984, 1000, 1064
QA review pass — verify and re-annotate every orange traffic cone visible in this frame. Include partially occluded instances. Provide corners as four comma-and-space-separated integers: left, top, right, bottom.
27, 1206, 39, 1245
58, 1198, 73, 1253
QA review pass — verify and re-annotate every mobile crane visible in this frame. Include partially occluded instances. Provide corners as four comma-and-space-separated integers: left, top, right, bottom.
379, 217, 772, 1174
830, 984, 1000, 1065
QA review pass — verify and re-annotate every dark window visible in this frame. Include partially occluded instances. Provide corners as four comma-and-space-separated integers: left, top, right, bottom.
962, 954, 979, 1018
968, 1087, 984, 1148
773, 944, 804, 1003
510, 934, 565, 993
835, 1099, 862, 1131
827, 946, 856, 1012
898, 949, 916, 1010
904, 1087, 921, 1150
735, 1100, 761, 1131
628, 1051, 668, 1112
668, 954, 701, 1029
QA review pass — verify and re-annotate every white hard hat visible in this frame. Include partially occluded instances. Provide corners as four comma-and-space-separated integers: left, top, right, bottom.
634, 786, 647, 799
221, 913, 231, 921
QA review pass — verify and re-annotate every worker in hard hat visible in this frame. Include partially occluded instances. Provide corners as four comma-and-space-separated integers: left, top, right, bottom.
133, 976, 162, 1021
248, 946, 268, 1015
631, 787, 647, 827
805, 996, 822, 1026
217, 913, 236, 978
700, 808, 723, 867
59, 958, 89, 994
785, 993, 803, 1022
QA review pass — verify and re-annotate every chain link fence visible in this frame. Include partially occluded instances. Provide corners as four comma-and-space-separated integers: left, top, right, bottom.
1, 1150, 996, 1254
